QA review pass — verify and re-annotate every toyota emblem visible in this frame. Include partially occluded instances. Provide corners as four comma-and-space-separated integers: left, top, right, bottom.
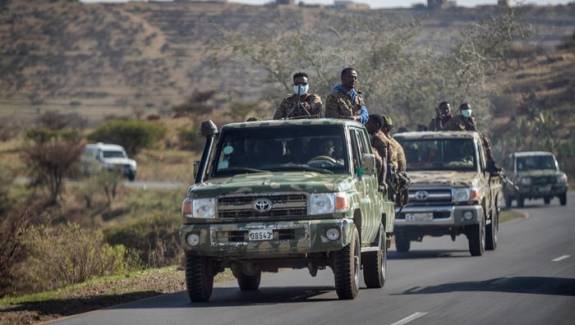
253, 198, 273, 213
414, 191, 429, 201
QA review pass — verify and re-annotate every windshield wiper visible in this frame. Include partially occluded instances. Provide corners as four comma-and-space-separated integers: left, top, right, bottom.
216, 167, 268, 176
266, 164, 334, 174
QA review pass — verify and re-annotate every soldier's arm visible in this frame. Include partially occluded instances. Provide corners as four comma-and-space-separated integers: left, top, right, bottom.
273, 98, 288, 120
308, 94, 323, 117
397, 146, 407, 172
428, 118, 436, 131
325, 94, 340, 119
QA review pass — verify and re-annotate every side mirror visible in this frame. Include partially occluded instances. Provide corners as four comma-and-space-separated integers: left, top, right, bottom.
200, 120, 218, 137
361, 153, 377, 176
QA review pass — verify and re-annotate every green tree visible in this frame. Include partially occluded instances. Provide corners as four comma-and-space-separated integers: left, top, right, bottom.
88, 119, 166, 156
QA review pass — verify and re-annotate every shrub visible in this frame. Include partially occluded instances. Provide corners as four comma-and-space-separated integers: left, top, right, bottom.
13, 223, 135, 293
88, 119, 166, 156
177, 127, 204, 152
36, 111, 87, 130
22, 129, 85, 205
105, 214, 182, 268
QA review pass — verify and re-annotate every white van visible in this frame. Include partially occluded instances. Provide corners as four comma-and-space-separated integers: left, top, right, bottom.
81, 143, 137, 181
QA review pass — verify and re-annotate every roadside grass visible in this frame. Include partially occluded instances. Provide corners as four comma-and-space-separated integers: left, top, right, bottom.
0, 266, 235, 325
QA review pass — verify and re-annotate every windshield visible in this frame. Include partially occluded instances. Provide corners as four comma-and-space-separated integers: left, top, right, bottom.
102, 150, 127, 159
211, 125, 349, 177
516, 155, 557, 171
397, 138, 477, 172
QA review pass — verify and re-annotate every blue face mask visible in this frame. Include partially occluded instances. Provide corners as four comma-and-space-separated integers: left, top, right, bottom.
293, 84, 309, 96
461, 109, 472, 118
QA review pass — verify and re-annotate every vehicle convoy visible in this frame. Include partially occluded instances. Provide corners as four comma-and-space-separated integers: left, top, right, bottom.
80, 143, 137, 181
502, 151, 568, 208
180, 119, 395, 302
393, 131, 502, 256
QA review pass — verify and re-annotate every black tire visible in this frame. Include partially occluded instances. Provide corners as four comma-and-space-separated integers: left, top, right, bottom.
467, 219, 485, 257
363, 225, 386, 289
395, 232, 410, 253
236, 270, 261, 291
185, 253, 214, 302
505, 196, 512, 209
485, 208, 498, 251
127, 172, 136, 182
333, 227, 360, 300
517, 196, 525, 208
560, 192, 567, 206
544, 197, 551, 205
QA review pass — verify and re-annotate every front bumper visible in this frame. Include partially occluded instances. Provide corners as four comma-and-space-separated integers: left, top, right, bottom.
512, 184, 567, 198
395, 204, 483, 228
180, 218, 355, 258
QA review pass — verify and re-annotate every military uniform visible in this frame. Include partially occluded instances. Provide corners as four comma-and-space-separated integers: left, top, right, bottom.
273, 94, 322, 120
444, 115, 477, 131
380, 133, 406, 173
325, 88, 366, 120
370, 130, 388, 189
428, 116, 452, 131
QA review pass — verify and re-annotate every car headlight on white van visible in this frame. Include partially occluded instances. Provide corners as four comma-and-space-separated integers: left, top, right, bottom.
452, 188, 481, 203
309, 193, 349, 215
181, 198, 216, 219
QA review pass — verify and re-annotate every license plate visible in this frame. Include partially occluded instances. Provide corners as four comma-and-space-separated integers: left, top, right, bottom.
405, 213, 433, 222
538, 185, 551, 192
248, 229, 274, 241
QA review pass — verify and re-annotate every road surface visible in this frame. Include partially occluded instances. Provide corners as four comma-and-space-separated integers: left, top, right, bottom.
51, 193, 575, 325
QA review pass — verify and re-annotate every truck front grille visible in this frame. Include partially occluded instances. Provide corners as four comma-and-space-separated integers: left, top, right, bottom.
218, 193, 307, 218
407, 189, 452, 206
531, 176, 556, 185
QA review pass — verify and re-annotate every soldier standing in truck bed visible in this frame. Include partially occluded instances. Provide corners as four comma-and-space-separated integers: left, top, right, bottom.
273, 72, 323, 120
428, 101, 453, 131
381, 115, 406, 173
444, 102, 500, 171
325, 67, 369, 124
365, 114, 388, 192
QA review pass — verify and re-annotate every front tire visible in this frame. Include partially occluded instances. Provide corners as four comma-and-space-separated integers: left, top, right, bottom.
363, 225, 386, 289
486, 212, 498, 251
185, 253, 214, 302
333, 227, 360, 300
236, 270, 261, 291
467, 219, 485, 257
560, 192, 567, 206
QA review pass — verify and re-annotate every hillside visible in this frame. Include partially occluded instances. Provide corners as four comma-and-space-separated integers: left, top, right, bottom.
1, 0, 575, 124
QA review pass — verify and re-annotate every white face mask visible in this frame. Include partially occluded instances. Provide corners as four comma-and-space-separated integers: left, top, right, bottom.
461, 109, 472, 118
293, 84, 309, 96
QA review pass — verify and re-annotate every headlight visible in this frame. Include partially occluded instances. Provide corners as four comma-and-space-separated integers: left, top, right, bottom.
520, 177, 531, 185
452, 188, 480, 203
309, 193, 349, 215
185, 198, 216, 219
557, 174, 567, 184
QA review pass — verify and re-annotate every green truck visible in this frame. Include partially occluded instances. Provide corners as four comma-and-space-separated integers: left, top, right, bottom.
180, 119, 395, 301
503, 151, 568, 208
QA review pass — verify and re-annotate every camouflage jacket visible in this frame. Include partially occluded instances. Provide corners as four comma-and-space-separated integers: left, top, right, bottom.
428, 116, 452, 131
370, 130, 388, 162
273, 94, 322, 120
444, 115, 477, 131
382, 133, 407, 172
325, 87, 365, 120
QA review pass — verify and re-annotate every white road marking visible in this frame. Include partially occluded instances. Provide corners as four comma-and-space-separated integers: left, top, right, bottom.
552, 255, 571, 262
390, 312, 428, 325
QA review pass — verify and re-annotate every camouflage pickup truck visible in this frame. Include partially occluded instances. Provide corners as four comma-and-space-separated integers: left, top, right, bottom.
180, 119, 395, 302
393, 131, 502, 256
502, 151, 568, 208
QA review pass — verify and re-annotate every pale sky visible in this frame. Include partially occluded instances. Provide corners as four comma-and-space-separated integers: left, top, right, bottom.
82, 0, 574, 7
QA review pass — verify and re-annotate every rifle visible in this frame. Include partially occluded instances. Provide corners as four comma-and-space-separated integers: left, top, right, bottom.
501, 173, 519, 192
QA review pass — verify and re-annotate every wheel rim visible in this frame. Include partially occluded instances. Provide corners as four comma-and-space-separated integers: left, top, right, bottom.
353, 237, 360, 288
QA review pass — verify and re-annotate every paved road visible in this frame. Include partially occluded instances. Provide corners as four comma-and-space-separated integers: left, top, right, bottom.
51, 193, 575, 325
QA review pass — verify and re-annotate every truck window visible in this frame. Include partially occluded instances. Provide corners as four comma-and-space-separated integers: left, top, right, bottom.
349, 129, 362, 169
396, 138, 477, 172
210, 125, 350, 177
516, 155, 557, 171
477, 140, 486, 171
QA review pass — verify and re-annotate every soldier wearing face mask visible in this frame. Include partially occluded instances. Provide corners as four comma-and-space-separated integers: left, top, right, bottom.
445, 103, 500, 171
273, 72, 323, 120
